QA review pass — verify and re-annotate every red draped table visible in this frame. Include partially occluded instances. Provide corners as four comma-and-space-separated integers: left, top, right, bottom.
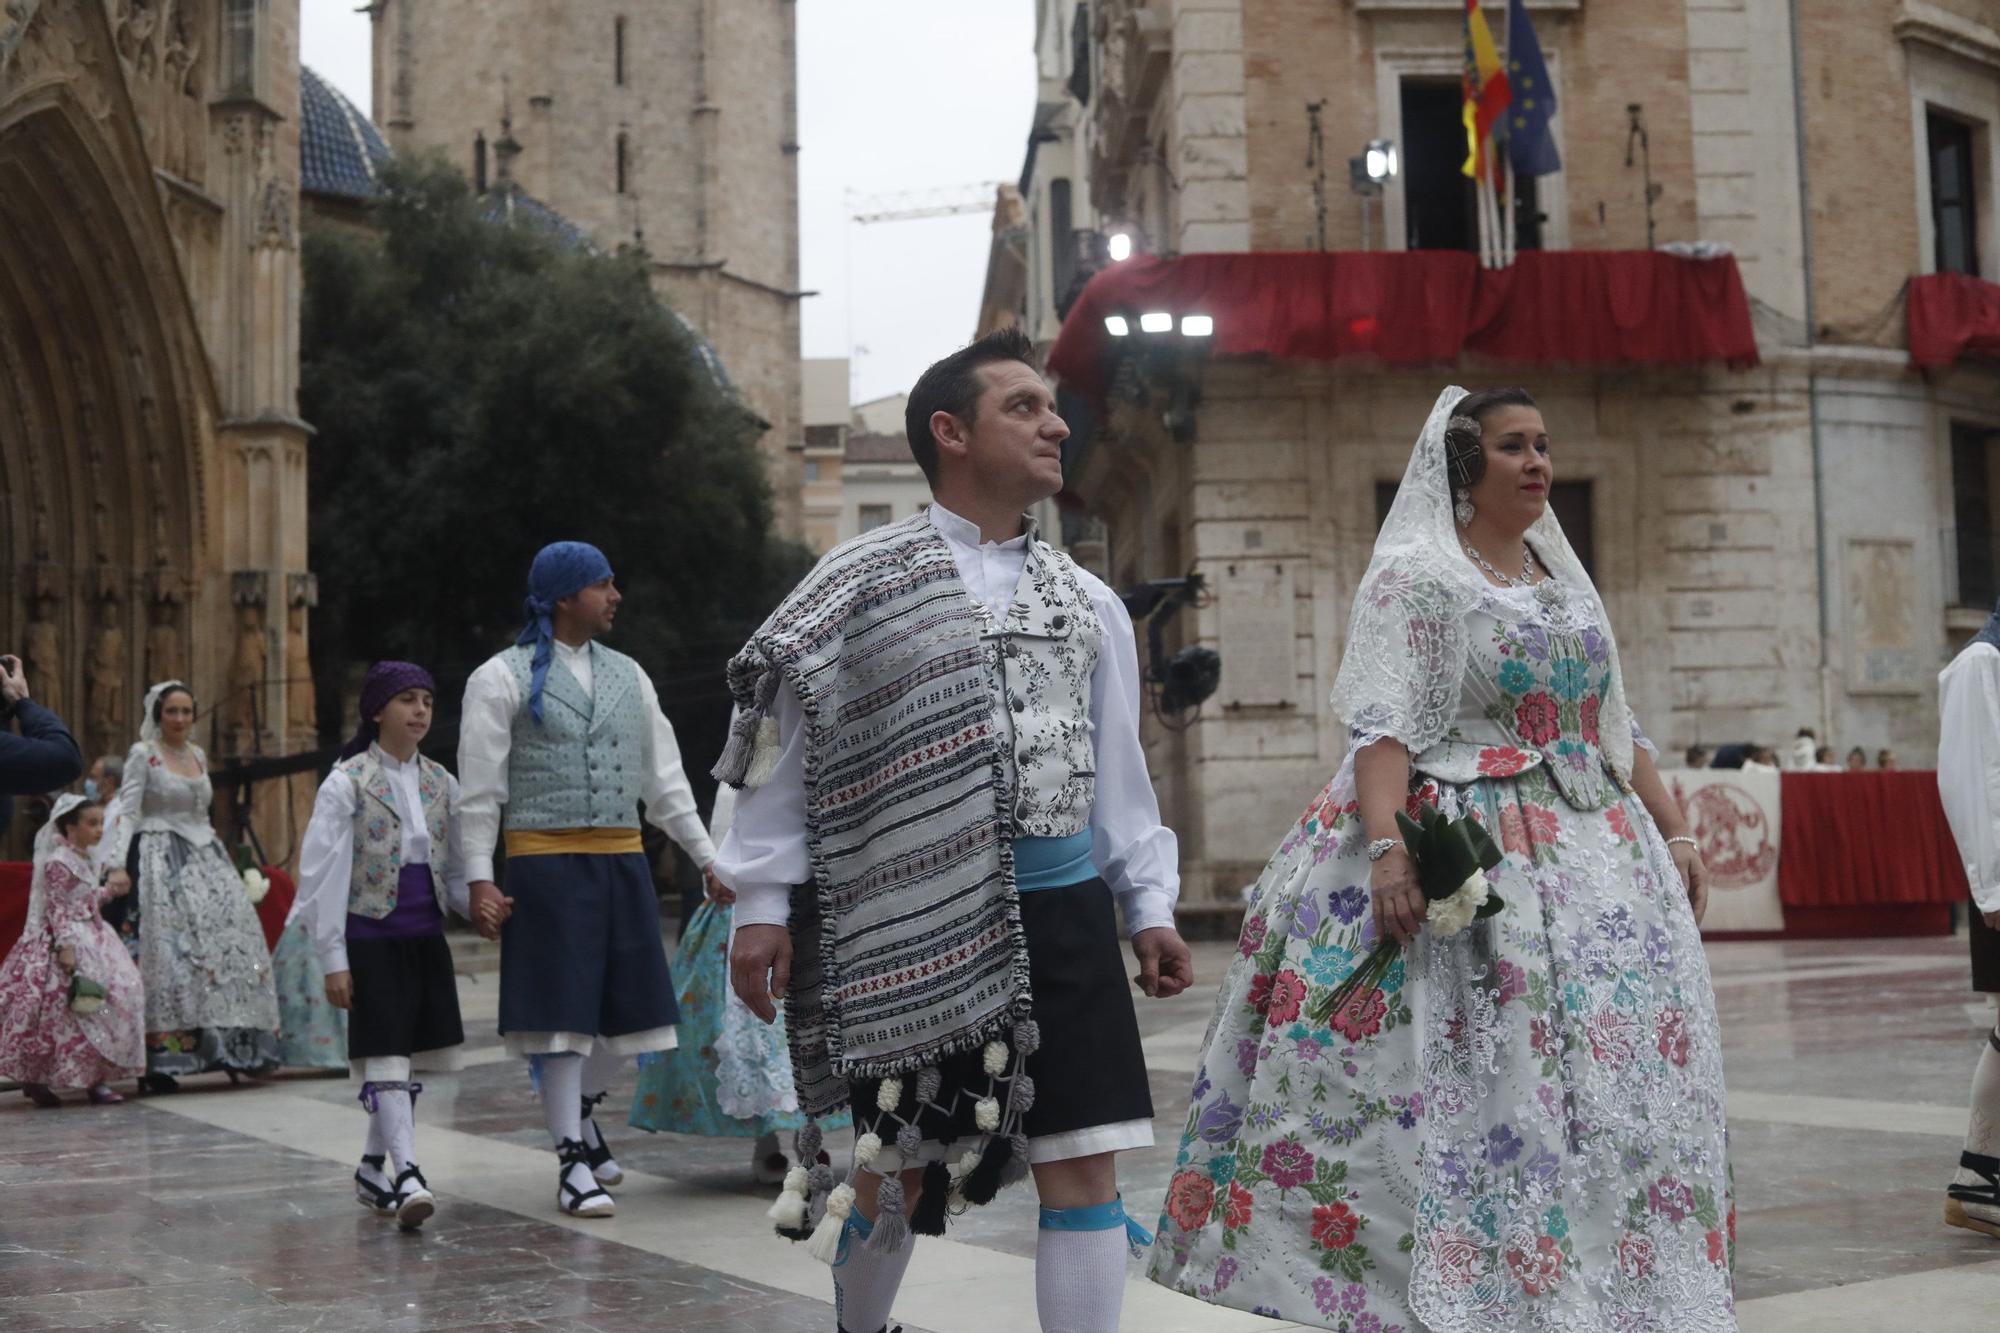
1776, 772, 1967, 936
0, 863, 295, 963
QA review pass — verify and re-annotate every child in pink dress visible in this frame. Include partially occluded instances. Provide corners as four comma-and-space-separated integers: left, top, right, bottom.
0, 795, 146, 1104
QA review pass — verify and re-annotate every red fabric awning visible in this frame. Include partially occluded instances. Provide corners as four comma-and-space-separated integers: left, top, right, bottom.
1908, 272, 2000, 369
1046, 249, 1761, 398
1776, 773, 1969, 908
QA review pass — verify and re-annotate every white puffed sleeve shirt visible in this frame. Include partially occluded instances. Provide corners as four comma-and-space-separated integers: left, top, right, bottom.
455, 639, 717, 883
294, 746, 473, 974
716, 503, 1180, 938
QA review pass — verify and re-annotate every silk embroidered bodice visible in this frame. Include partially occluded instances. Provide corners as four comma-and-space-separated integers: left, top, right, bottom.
1411, 581, 1625, 811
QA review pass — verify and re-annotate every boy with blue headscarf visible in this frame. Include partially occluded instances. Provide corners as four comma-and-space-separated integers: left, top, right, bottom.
459, 541, 718, 1217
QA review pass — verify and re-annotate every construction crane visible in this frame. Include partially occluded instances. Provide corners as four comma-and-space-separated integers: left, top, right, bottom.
848, 182, 1008, 224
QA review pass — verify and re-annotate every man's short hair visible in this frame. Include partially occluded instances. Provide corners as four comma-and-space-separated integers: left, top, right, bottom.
903, 326, 1041, 487
97, 755, 124, 784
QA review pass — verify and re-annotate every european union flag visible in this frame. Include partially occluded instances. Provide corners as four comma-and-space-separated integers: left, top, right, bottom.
1505, 0, 1561, 178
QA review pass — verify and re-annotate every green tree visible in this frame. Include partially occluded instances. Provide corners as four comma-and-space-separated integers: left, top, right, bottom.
301, 155, 807, 799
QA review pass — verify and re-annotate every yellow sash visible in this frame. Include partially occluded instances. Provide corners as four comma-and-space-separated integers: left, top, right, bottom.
505, 827, 644, 858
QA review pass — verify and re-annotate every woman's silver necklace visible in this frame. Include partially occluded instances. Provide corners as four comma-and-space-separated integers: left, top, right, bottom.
1463, 539, 1566, 605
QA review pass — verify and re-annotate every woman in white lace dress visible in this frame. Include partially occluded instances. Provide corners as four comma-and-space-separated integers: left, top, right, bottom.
1148, 388, 1735, 1331
104, 681, 281, 1089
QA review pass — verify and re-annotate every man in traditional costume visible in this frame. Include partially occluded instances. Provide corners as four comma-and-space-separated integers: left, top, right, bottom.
1936, 601, 2000, 1241
719, 328, 1193, 1333
459, 542, 717, 1218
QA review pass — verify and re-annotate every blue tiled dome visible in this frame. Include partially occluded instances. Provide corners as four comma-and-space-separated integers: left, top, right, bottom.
300, 66, 390, 200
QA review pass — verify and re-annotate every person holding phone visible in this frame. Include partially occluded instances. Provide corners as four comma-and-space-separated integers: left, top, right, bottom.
0, 654, 84, 797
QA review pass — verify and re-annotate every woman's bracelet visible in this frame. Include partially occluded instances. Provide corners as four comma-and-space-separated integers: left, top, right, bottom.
1366, 838, 1403, 862
1664, 835, 1698, 851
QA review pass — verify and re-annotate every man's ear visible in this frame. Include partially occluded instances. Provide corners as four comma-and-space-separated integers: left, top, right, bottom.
931, 408, 972, 464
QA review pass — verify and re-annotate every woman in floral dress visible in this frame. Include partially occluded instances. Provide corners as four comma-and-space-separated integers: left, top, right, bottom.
0, 796, 146, 1104
104, 681, 281, 1088
1150, 388, 1735, 1331
629, 783, 847, 1177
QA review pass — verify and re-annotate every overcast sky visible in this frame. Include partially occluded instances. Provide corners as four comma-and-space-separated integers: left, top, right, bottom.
301, 1, 1037, 407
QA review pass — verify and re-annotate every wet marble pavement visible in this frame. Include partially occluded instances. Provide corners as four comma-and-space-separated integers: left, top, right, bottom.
2, 934, 1997, 1330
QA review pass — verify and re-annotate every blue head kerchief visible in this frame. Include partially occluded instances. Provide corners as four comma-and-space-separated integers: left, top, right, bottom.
1976, 597, 2000, 653
516, 541, 615, 725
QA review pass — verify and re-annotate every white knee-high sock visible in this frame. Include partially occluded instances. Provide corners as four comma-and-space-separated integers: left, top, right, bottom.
360, 1056, 412, 1167
1954, 1027, 2000, 1182
1035, 1202, 1132, 1333
580, 1043, 623, 1099
832, 1210, 915, 1333
539, 1053, 585, 1146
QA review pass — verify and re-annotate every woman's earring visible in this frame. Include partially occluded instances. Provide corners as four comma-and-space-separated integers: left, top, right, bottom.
1455, 489, 1475, 527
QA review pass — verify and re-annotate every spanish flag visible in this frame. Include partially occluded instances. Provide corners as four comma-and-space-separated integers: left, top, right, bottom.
1461, 1, 1512, 182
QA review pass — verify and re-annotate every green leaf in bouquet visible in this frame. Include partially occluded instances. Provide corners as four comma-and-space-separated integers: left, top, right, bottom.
1393, 808, 1426, 850
1415, 822, 1484, 899
1464, 815, 1504, 871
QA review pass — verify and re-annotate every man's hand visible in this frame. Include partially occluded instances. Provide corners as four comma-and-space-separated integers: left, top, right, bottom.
104, 869, 131, 898
1984, 906, 2000, 932
704, 864, 736, 905
468, 880, 514, 940
0, 656, 28, 705
731, 923, 792, 1023
324, 970, 353, 1009
1132, 927, 1195, 999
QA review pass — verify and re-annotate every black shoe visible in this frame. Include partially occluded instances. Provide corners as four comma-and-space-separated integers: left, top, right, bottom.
354, 1154, 398, 1215
1947, 1150, 2000, 1239
393, 1164, 435, 1231
140, 1073, 179, 1096
579, 1091, 623, 1185
555, 1138, 615, 1217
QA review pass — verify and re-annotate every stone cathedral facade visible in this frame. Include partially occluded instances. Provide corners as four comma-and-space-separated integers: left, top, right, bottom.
0, 1, 315, 854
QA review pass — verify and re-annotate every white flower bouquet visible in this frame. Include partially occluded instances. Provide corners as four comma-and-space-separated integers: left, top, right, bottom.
1309, 803, 1505, 1025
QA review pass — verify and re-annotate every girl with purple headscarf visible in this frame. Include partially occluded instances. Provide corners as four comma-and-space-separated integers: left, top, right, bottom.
293, 661, 473, 1230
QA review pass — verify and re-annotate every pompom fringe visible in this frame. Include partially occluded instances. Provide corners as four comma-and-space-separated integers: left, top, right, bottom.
999, 1132, 1031, 1188
914, 1067, 943, 1102
853, 1132, 882, 1168
960, 1135, 1013, 1206
910, 1161, 951, 1235
795, 1121, 823, 1163
868, 1177, 911, 1253
767, 1189, 809, 1230
805, 1183, 856, 1265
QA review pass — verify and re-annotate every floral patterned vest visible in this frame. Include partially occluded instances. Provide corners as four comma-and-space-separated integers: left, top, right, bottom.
334, 748, 453, 919
1412, 590, 1626, 812
983, 536, 1103, 838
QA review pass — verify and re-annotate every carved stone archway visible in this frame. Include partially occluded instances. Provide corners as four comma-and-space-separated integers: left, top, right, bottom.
1, 33, 214, 776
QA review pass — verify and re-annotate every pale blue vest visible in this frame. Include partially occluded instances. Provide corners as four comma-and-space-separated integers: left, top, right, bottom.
501, 642, 648, 830
334, 748, 453, 918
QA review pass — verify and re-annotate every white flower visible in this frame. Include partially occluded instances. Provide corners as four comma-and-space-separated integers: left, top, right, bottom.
1427, 873, 1490, 938
69, 993, 105, 1016
242, 867, 269, 903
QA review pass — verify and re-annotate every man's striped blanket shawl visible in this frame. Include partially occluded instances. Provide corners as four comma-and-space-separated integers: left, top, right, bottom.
716, 512, 1057, 1115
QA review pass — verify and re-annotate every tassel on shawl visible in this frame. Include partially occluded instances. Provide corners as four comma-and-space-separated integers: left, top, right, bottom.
805, 1183, 857, 1264
910, 1160, 952, 1235
867, 1176, 911, 1254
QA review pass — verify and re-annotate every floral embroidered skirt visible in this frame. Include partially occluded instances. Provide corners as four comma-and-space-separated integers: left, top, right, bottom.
271, 914, 348, 1070
1148, 762, 1736, 1332
629, 901, 848, 1139
124, 832, 282, 1077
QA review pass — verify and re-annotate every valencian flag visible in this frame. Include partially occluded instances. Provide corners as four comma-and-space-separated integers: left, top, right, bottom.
1505, 0, 1561, 176
1461, 0, 1512, 183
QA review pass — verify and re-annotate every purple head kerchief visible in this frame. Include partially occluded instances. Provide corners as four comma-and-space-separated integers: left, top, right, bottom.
338, 660, 438, 760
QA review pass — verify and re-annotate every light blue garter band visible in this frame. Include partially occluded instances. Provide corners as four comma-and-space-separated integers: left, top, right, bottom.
1038, 1195, 1154, 1253
833, 1206, 875, 1267
1012, 830, 1096, 892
